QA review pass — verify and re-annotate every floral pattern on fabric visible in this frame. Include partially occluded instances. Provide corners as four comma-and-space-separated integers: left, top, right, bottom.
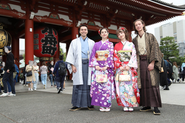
89, 40, 115, 107
114, 41, 140, 107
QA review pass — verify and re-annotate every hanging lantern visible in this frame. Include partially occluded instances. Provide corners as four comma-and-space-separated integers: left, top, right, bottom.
34, 27, 58, 60
0, 23, 11, 55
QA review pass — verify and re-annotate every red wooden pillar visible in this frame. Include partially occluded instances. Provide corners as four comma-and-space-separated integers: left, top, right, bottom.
12, 36, 19, 68
25, 7, 34, 65
72, 26, 78, 40
68, 26, 78, 80
127, 22, 132, 42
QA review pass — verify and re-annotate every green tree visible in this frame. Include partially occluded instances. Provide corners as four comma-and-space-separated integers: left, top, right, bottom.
22, 53, 25, 62
60, 48, 66, 61
160, 36, 185, 65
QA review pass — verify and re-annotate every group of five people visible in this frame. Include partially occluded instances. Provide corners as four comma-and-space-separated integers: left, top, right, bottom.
66, 19, 162, 115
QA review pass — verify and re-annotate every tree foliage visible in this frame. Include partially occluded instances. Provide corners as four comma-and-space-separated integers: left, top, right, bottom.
160, 36, 185, 65
60, 48, 66, 61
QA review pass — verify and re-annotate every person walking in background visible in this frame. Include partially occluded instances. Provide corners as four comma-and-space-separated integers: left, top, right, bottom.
33, 61, 39, 90
0, 64, 4, 94
164, 59, 172, 86
181, 62, 185, 82
40, 62, 48, 89
89, 28, 115, 112
132, 19, 162, 115
23, 64, 27, 86
53, 55, 66, 93
166, 59, 173, 82
13, 60, 19, 84
66, 24, 95, 111
114, 27, 140, 112
160, 54, 169, 90
48, 61, 55, 87
0, 46, 16, 97
172, 62, 179, 83
26, 60, 35, 91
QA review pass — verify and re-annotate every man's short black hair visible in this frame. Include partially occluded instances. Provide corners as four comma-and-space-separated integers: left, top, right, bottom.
78, 24, 88, 33
59, 55, 63, 60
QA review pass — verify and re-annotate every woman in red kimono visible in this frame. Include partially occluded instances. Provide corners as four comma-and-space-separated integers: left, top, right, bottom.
114, 27, 140, 112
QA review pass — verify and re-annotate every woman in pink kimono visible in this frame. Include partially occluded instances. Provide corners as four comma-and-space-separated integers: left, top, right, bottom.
89, 28, 115, 112
114, 27, 140, 112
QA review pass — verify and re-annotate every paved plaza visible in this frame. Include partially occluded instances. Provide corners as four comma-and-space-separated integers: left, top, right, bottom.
0, 81, 185, 123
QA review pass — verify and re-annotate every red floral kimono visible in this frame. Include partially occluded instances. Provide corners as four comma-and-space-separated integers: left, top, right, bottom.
114, 41, 140, 107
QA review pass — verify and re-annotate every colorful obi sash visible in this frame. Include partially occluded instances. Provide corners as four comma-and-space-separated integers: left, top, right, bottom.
95, 50, 109, 61
117, 50, 131, 62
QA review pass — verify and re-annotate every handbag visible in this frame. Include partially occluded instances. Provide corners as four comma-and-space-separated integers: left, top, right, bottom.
26, 71, 32, 77
0, 78, 3, 87
118, 71, 131, 82
96, 73, 108, 83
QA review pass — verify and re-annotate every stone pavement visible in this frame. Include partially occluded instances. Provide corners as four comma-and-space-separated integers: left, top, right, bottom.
0, 81, 185, 123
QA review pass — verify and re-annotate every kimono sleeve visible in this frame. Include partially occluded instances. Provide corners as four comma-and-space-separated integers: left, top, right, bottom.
149, 34, 162, 63
113, 44, 122, 70
149, 34, 162, 70
105, 42, 114, 69
66, 41, 76, 73
89, 43, 99, 67
127, 43, 137, 69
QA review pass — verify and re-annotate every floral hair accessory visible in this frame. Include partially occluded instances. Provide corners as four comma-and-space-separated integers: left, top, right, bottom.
98, 29, 101, 35
120, 27, 125, 30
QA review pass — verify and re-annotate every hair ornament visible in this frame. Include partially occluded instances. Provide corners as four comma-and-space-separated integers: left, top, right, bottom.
98, 29, 101, 35
120, 27, 125, 30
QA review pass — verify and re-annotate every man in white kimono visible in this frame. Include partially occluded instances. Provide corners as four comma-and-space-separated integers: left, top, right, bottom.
66, 24, 95, 111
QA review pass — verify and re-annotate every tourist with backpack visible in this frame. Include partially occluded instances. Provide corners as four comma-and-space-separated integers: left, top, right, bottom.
53, 55, 67, 93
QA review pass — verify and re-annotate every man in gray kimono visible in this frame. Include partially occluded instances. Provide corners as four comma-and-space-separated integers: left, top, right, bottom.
66, 24, 95, 111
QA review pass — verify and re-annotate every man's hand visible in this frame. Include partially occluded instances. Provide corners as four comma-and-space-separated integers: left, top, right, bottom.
72, 65, 77, 73
148, 61, 155, 71
7, 69, 9, 73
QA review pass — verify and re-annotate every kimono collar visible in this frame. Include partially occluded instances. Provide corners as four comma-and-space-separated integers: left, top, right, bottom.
80, 36, 88, 41
101, 39, 109, 44
138, 32, 145, 38
121, 40, 127, 46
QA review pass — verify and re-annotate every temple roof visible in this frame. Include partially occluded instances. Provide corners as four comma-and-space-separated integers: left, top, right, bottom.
151, 0, 185, 9
35, 0, 185, 26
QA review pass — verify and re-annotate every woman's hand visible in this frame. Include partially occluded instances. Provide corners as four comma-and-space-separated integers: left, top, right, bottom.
102, 67, 107, 71
95, 66, 101, 70
120, 66, 125, 71
125, 66, 130, 71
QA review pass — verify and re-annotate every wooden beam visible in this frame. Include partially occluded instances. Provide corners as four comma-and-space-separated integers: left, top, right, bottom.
17, 29, 25, 38
59, 34, 72, 43
14, 20, 25, 28
0, 9, 26, 19
33, 15, 73, 27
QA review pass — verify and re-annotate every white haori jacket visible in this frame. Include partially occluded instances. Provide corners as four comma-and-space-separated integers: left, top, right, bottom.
66, 37, 95, 85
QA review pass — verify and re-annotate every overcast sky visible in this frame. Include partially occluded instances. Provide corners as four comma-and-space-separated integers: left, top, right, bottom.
20, 0, 185, 52
146, 0, 185, 34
